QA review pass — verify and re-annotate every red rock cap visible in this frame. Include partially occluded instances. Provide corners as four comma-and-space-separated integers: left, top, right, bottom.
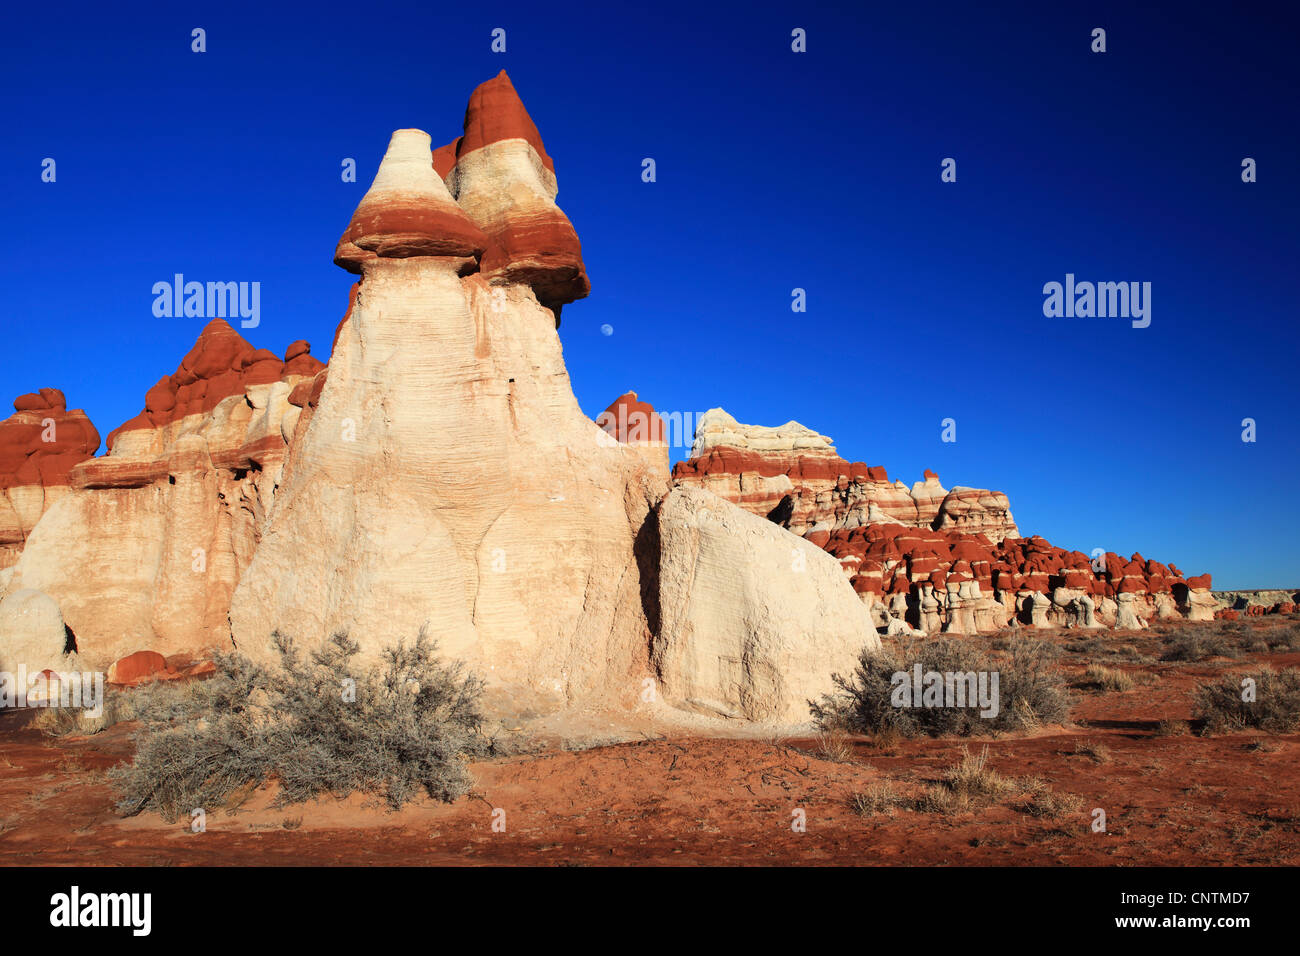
105, 319, 309, 451
0, 393, 100, 490
597, 391, 667, 444
444, 72, 589, 316
335, 129, 488, 274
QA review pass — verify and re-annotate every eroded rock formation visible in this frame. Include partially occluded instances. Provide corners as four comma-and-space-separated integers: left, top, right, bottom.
223, 76, 874, 723
433, 70, 589, 320
672, 408, 1211, 635
653, 487, 878, 722
672, 409, 1019, 542
2, 321, 323, 664
0, 390, 100, 573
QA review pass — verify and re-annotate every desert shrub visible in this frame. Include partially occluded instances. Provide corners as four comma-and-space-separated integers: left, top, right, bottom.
812, 636, 1069, 737
996, 638, 1070, 728
1193, 667, 1300, 735
1264, 625, 1300, 652
1080, 664, 1136, 693
33, 689, 135, 737
1161, 627, 1241, 662
110, 630, 491, 822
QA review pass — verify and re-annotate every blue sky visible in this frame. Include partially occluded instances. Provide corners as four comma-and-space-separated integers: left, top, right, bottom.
3, 1, 1297, 588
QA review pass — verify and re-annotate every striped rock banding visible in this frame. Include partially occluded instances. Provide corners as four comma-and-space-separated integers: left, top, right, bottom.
0, 390, 100, 570
671, 407, 1213, 634
433, 71, 589, 322
3, 321, 326, 663
334, 128, 488, 275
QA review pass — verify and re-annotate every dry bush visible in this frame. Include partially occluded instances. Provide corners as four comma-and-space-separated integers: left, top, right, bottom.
812, 636, 1069, 737
1072, 739, 1112, 764
1161, 627, 1242, 662
109, 630, 492, 822
1081, 664, 1136, 693
1263, 625, 1300, 652
850, 781, 904, 816
1016, 776, 1086, 818
814, 730, 853, 762
1194, 667, 1300, 735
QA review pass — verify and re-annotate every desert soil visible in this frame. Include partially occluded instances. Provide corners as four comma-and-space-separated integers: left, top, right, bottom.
2, 618, 1298, 866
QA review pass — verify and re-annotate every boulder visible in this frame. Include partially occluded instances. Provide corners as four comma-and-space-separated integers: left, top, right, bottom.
651, 487, 878, 723
0, 588, 71, 676
107, 650, 170, 686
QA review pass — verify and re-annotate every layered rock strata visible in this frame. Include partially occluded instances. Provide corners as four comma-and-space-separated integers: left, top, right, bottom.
672, 408, 1212, 635
2, 322, 323, 663
0, 390, 100, 572
432, 70, 589, 321
672, 409, 1019, 542
228, 79, 874, 722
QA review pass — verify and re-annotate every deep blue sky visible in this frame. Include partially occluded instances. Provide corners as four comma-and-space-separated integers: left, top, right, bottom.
3, 1, 1297, 588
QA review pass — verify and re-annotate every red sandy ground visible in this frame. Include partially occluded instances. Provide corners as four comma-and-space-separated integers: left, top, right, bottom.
1, 620, 1298, 866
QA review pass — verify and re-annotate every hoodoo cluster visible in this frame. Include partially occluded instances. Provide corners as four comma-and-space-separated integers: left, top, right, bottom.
0, 72, 1248, 730
669, 408, 1219, 635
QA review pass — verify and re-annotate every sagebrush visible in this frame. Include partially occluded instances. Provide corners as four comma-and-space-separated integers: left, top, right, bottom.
1194, 667, 1300, 735
811, 636, 1070, 737
110, 630, 492, 821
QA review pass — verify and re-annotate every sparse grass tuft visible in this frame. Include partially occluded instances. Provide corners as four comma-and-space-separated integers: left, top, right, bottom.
814, 730, 853, 763
1073, 739, 1112, 764
915, 745, 1012, 814
1016, 776, 1086, 818
1154, 719, 1190, 738
1081, 664, 1135, 692
850, 781, 904, 817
